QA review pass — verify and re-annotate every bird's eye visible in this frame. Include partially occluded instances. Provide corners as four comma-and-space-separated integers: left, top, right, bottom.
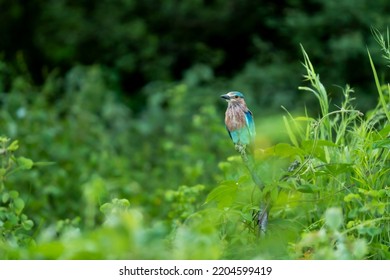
234, 95, 239, 99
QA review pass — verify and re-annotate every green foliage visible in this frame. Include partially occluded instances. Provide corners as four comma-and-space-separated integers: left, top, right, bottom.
165, 184, 205, 225
0, 30, 390, 259
0, 137, 35, 250
280, 46, 390, 259
296, 207, 369, 260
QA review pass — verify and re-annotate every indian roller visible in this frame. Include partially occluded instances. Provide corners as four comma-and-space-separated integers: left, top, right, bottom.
221, 91, 268, 233
221, 91, 256, 154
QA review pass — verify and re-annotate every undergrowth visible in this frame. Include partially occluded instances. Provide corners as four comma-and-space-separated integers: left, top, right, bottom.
0, 31, 389, 259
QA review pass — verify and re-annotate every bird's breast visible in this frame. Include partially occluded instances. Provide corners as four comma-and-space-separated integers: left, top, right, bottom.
225, 107, 247, 131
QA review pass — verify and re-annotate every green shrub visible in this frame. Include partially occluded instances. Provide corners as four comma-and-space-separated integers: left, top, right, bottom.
0, 137, 35, 255
0, 30, 389, 259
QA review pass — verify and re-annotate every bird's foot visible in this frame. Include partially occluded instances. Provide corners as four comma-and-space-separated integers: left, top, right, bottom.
235, 144, 246, 156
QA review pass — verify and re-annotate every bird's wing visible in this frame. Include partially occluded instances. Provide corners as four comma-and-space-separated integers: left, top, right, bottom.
225, 125, 233, 141
245, 110, 256, 140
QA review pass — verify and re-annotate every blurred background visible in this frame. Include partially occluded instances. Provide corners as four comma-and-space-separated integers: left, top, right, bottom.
0, 0, 389, 235
2, 1, 390, 108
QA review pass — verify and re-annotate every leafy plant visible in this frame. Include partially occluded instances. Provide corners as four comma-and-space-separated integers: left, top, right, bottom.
280, 45, 390, 259
0, 28, 389, 260
0, 137, 35, 251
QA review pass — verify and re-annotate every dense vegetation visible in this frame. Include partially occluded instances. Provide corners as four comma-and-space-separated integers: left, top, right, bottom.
0, 1, 389, 259
2, 0, 390, 110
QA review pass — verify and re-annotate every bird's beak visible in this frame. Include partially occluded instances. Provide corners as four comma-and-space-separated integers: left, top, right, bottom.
221, 94, 230, 100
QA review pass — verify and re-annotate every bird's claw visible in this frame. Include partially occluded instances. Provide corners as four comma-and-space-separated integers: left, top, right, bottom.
235, 144, 246, 155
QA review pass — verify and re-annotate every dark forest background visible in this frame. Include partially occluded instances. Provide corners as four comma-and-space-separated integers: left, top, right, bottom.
1, 0, 389, 110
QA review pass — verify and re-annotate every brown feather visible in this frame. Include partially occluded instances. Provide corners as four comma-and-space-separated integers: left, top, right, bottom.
225, 99, 248, 131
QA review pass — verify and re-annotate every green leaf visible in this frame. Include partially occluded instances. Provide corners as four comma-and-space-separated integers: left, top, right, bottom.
357, 226, 382, 237
2, 192, 10, 203
16, 157, 34, 170
344, 193, 361, 202
100, 198, 131, 215
301, 140, 337, 162
0, 136, 9, 144
7, 140, 19, 152
13, 197, 25, 214
0, 168, 6, 176
372, 139, 390, 149
324, 163, 353, 176
283, 116, 299, 147
367, 48, 390, 121
205, 182, 238, 208
22, 219, 34, 230
265, 143, 303, 158
378, 125, 390, 138
115, 198, 131, 208
296, 184, 320, 193
9, 190, 19, 199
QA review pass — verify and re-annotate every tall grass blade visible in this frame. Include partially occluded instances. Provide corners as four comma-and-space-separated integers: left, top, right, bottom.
367, 49, 390, 122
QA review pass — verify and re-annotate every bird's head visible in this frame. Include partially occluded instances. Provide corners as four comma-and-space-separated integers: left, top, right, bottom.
221, 91, 246, 105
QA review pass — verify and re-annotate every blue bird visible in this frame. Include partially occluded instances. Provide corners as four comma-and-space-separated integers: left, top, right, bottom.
221, 91, 256, 154
221, 91, 268, 233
